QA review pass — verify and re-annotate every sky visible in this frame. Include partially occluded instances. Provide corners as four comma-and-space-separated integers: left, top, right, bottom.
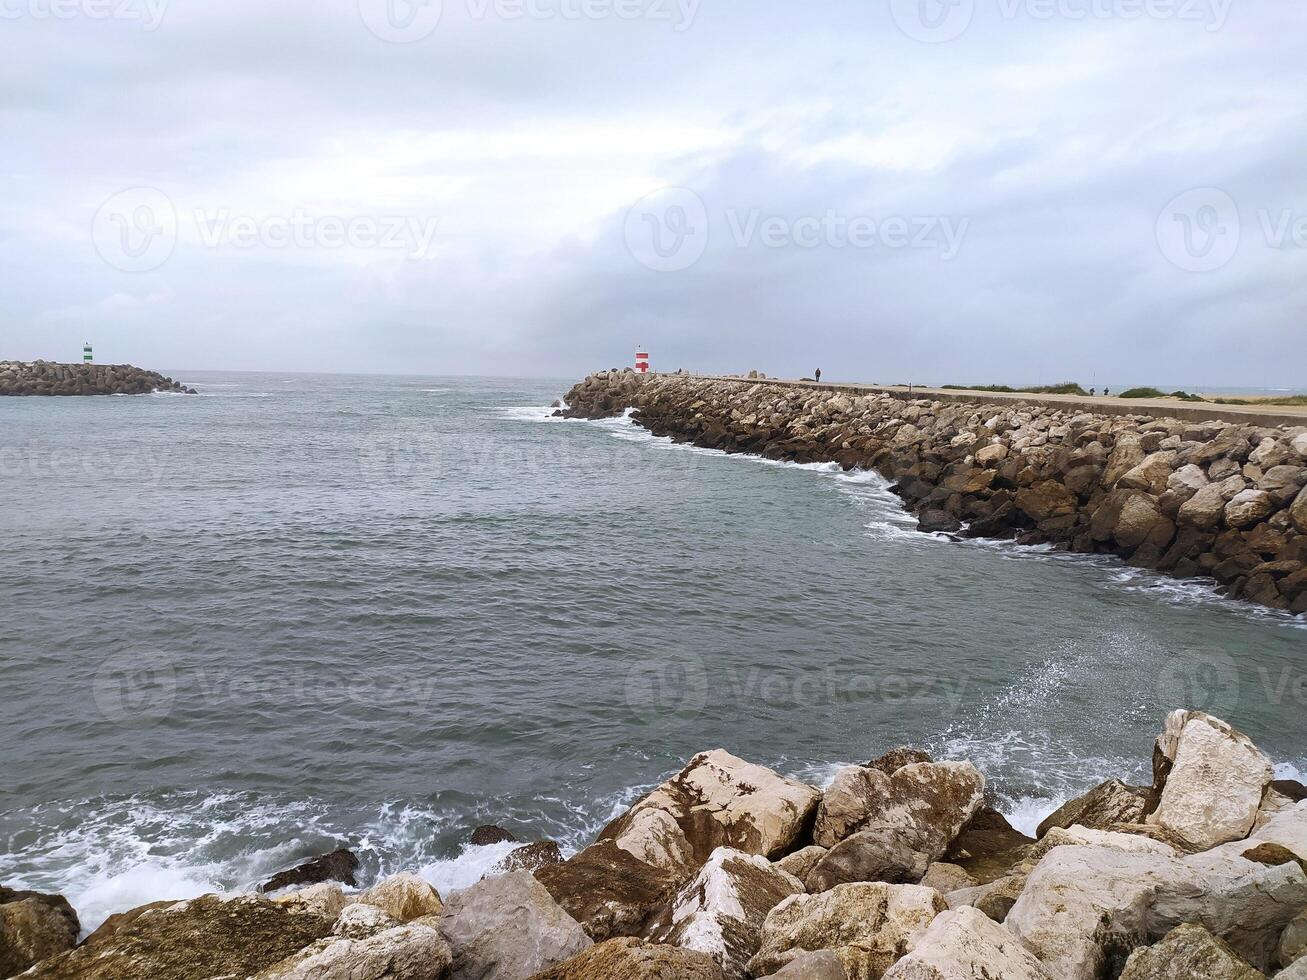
1, 0, 1304, 386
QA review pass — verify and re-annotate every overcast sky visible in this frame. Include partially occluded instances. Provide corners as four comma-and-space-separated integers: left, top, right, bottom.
1, 0, 1304, 386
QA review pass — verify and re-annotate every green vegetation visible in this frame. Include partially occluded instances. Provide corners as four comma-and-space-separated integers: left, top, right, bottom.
941, 382, 1089, 396
1117, 388, 1207, 401
1213, 394, 1307, 406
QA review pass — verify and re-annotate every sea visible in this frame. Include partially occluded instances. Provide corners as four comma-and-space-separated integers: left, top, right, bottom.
1, 371, 1304, 933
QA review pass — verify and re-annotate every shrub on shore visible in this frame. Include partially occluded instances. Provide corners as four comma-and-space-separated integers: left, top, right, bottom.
941, 382, 1089, 396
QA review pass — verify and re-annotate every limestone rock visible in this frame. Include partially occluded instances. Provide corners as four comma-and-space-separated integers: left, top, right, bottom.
766, 948, 849, 978
807, 829, 934, 891
356, 872, 444, 923
21, 894, 335, 980
746, 882, 946, 979
918, 864, 976, 896
525, 937, 725, 979
880, 905, 1052, 979
493, 841, 564, 875
600, 751, 820, 875
1291, 485, 1307, 534
1147, 711, 1273, 850
1036, 779, 1150, 838
0, 887, 80, 978
1226, 490, 1277, 530
1117, 923, 1264, 980
943, 807, 1034, 885
254, 924, 453, 979
1168, 463, 1210, 500
1180, 484, 1230, 529
440, 870, 591, 980
262, 848, 360, 893
812, 762, 984, 855
1278, 911, 1307, 969
272, 881, 347, 919
333, 903, 400, 939
776, 846, 828, 882
657, 848, 803, 979
535, 839, 679, 941
1118, 452, 1177, 495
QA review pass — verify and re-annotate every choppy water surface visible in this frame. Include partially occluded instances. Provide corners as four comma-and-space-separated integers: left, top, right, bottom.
1, 372, 1303, 930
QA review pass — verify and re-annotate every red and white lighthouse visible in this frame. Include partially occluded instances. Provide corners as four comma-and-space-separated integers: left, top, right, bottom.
635, 347, 650, 374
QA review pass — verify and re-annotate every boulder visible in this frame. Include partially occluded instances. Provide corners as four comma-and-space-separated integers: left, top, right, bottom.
253, 923, 453, 979
766, 948, 849, 977
1225, 490, 1277, 530
525, 937, 725, 979
1005, 842, 1307, 980
1291, 486, 1307, 534
880, 905, 1052, 979
812, 762, 984, 854
1016, 481, 1078, 522
1113, 493, 1174, 549
1278, 911, 1307, 969
22, 894, 335, 980
1167, 463, 1210, 500
535, 839, 679, 941
806, 829, 934, 891
1147, 711, 1273, 850
1036, 779, 1150, 838
975, 443, 1008, 466
272, 882, 347, 919
0, 887, 80, 978
356, 872, 444, 923
333, 903, 400, 939
866, 748, 935, 775
439, 871, 591, 980
470, 826, 519, 846
776, 846, 828, 882
656, 848, 804, 979
1117, 452, 1177, 495
746, 882, 946, 979
599, 751, 820, 874
262, 848, 360, 893
944, 871, 1027, 923
493, 841, 564, 875
943, 807, 1034, 885
1282, 959, 1307, 980
917, 864, 976, 896
1179, 484, 1229, 529
918, 510, 962, 534
1117, 923, 1264, 980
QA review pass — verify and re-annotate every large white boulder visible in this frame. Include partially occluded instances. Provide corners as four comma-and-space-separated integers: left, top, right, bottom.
745, 882, 946, 979
601, 750, 821, 874
658, 847, 804, 979
1117, 923, 1263, 980
881, 906, 1052, 979
253, 924, 453, 980
438, 870, 591, 980
1148, 711, 1273, 851
355, 872, 444, 923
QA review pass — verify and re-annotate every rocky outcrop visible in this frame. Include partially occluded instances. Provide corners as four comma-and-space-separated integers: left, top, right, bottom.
1036, 779, 1151, 838
262, 848, 360, 893
881, 905, 1053, 979
439, 871, 592, 980
526, 937, 726, 979
253, 923, 453, 980
655, 848, 804, 978
1147, 711, 1274, 850
1117, 923, 1264, 980
535, 839, 679, 941
746, 882, 946, 978
22, 895, 335, 979
558, 371, 1307, 615
355, 872, 444, 922
0, 886, 80, 978
494, 841, 564, 875
0, 360, 195, 395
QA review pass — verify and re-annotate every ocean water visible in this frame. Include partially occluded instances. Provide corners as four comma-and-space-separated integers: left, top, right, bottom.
1, 371, 1304, 932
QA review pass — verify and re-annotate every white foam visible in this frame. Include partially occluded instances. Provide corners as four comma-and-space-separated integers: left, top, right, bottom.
1000, 795, 1066, 839
417, 841, 523, 896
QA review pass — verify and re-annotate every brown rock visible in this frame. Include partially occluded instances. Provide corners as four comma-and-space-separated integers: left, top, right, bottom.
527, 937, 726, 980
1037, 780, 1151, 839
535, 840, 678, 941
261, 848, 360, 893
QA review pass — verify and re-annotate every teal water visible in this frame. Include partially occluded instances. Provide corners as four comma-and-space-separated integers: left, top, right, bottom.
1, 371, 1303, 930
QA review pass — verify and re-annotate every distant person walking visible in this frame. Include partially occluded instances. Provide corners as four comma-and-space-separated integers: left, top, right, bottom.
1104, 387, 1111, 396
814, 368, 822, 383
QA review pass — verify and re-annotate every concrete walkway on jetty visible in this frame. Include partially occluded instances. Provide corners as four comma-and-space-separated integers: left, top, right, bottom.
668, 374, 1307, 429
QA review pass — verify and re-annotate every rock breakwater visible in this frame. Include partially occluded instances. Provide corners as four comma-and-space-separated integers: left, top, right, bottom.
558, 371, 1307, 617
0, 361, 195, 396
4, 710, 1305, 978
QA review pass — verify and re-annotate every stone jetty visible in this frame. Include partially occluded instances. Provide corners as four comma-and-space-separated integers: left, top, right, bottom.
558, 371, 1307, 617
3, 709, 1305, 978
0, 361, 195, 396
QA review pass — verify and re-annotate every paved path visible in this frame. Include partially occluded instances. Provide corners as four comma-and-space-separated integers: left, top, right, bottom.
665, 375, 1307, 428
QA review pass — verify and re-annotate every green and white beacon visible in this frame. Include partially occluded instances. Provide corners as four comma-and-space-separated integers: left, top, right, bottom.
83, 343, 93, 364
